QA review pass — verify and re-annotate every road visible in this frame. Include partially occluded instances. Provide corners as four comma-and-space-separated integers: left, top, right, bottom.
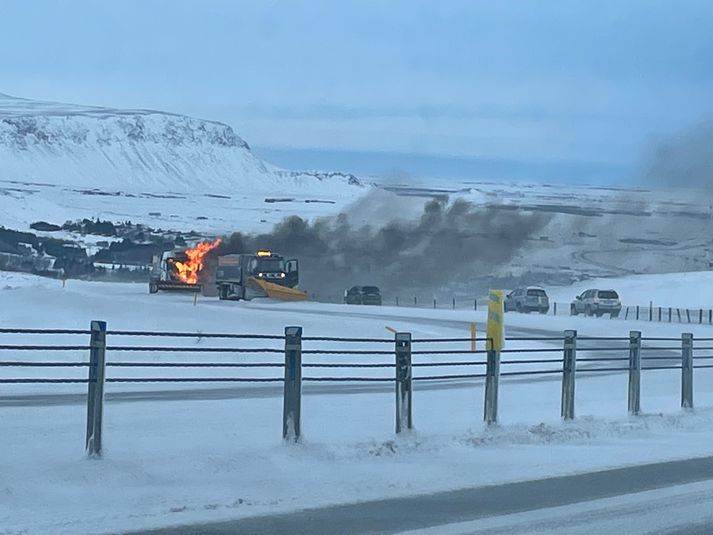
0, 306, 682, 408
129, 455, 713, 535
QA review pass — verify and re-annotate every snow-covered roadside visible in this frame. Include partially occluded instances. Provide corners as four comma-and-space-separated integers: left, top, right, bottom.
3, 375, 713, 535
3, 271, 713, 534
547, 271, 713, 309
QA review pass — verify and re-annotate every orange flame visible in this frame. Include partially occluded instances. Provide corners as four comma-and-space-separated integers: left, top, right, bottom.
173, 238, 222, 284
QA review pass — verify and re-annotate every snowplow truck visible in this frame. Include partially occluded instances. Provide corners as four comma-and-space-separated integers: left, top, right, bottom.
148, 250, 202, 294
215, 251, 307, 301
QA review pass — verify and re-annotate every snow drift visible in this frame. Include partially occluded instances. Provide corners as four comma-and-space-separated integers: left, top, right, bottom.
0, 93, 362, 192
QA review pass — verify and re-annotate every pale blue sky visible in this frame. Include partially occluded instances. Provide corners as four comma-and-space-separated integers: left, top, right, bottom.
1, 0, 712, 181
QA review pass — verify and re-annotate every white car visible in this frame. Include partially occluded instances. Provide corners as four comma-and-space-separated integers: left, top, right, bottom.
504, 287, 550, 314
571, 289, 621, 318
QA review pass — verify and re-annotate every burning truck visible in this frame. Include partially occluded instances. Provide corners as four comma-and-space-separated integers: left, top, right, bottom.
149, 241, 307, 301
148, 239, 221, 294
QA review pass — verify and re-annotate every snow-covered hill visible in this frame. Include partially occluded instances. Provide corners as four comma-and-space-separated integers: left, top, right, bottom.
0, 93, 362, 192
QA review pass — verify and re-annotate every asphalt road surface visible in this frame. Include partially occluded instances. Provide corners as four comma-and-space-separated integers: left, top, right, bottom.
128, 455, 713, 535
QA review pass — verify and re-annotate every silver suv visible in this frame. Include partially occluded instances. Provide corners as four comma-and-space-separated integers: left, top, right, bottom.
504, 287, 550, 314
571, 289, 621, 318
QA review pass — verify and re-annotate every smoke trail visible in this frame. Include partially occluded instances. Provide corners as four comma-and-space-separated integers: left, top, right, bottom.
216, 194, 551, 297
642, 119, 713, 190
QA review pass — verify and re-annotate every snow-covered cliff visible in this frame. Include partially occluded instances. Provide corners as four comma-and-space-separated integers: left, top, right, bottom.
0, 93, 361, 192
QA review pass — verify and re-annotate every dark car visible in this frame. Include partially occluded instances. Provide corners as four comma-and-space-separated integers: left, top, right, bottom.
360, 286, 382, 305
504, 287, 550, 314
344, 286, 363, 304
344, 286, 382, 305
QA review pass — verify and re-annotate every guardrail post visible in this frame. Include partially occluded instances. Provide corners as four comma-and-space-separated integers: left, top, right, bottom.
681, 333, 693, 410
628, 330, 641, 415
86, 320, 107, 458
395, 332, 413, 433
283, 326, 303, 442
484, 346, 500, 425
561, 330, 577, 420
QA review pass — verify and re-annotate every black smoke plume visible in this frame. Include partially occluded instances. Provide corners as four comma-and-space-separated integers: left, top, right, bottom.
643, 119, 713, 190
215, 196, 550, 297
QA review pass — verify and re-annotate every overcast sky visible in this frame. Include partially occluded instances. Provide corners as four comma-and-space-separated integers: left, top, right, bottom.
1, 0, 712, 178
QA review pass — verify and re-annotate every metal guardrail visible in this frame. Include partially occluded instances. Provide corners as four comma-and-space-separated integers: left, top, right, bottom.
0, 323, 707, 457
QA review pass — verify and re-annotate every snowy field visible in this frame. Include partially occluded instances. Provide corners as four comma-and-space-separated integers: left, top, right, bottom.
2, 271, 713, 534
4, 174, 713, 285
0, 177, 364, 236
548, 270, 713, 309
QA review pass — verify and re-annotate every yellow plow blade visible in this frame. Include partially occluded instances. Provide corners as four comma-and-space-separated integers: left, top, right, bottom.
247, 277, 309, 301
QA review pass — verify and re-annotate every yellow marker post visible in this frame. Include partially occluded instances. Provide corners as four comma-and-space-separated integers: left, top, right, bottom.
484, 289, 504, 424
469, 322, 477, 352
486, 289, 505, 352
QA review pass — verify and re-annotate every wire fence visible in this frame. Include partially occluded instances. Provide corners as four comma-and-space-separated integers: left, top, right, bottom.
309, 293, 713, 326
0, 323, 708, 456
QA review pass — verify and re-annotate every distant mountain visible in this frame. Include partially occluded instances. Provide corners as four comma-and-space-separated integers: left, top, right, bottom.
0, 93, 361, 192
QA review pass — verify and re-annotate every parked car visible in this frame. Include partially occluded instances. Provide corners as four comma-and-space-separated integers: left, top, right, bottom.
344, 286, 363, 304
504, 287, 550, 313
344, 285, 382, 305
570, 289, 621, 317
360, 286, 382, 305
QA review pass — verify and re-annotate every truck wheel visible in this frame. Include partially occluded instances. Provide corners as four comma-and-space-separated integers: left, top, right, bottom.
571, 304, 578, 316
149, 282, 158, 294
218, 286, 227, 300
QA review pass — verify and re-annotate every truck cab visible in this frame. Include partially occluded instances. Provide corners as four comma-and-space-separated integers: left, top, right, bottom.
216, 251, 299, 300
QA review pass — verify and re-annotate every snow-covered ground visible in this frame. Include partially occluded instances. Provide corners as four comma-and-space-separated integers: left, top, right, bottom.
2, 270, 713, 534
548, 270, 713, 308
0, 178, 365, 236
